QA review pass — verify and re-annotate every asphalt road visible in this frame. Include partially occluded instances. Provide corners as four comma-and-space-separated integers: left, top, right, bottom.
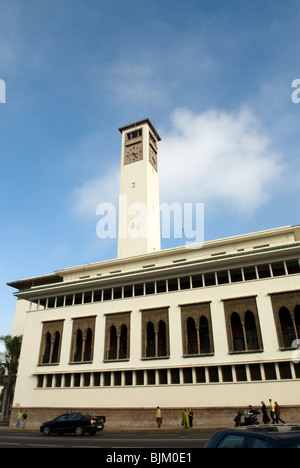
0, 429, 213, 449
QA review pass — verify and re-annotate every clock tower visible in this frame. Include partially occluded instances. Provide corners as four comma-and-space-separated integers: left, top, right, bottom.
117, 119, 161, 259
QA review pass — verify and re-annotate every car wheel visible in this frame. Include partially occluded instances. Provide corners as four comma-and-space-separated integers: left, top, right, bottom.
43, 426, 51, 436
75, 426, 84, 436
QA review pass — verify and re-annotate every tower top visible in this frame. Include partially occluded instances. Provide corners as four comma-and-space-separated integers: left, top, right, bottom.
118, 118, 161, 142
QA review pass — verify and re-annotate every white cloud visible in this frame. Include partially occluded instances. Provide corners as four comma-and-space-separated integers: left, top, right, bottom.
159, 108, 284, 213
72, 107, 285, 222
73, 168, 119, 219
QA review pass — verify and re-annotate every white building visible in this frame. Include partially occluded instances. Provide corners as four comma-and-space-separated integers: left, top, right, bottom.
8, 119, 300, 428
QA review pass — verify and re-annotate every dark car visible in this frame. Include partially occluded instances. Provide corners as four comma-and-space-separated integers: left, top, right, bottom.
205, 426, 300, 448
40, 412, 105, 436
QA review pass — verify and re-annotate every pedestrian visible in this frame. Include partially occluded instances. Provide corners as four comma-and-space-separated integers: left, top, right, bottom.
269, 399, 276, 424
16, 410, 22, 428
261, 402, 270, 424
182, 408, 190, 429
156, 406, 162, 428
188, 408, 193, 428
275, 402, 286, 424
22, 411, 28, 429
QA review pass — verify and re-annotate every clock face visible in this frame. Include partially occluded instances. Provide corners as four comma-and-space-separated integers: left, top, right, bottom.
149, 143, 158, 171
124, 142, 143, 165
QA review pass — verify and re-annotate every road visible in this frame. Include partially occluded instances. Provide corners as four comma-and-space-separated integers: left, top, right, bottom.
0, 429, 213, 449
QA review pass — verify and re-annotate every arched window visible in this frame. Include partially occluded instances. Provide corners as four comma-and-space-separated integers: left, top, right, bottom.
245, 310, 259, 350
231, 313, 245, 351
279, 307, 296, 348
74, 329, 83, 362
158, 321, 167, 357
52, 331, 60, 363
84, 328, 93, 361
109, 326, 117, 360
146, 322, 155, 357
43, 332, 51, 363
119, 325, 127, 359
187, 317, 198, 354
199, 316, 210, 354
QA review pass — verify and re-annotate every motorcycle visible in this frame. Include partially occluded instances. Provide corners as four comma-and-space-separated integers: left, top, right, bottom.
234, 408, 261, 427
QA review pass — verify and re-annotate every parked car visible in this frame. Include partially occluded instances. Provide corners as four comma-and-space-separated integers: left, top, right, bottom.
40, 412, 105, 436
205, 426, 300, 448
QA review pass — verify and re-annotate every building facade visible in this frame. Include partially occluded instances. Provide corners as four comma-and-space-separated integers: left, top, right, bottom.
7, 120, 300, 428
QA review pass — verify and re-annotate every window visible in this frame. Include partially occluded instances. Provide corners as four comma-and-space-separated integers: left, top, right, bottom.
183, 368, 193, 383
38, 321, 64, 365
74, 293, 82, 305
93, 290, 102, 302
221, 366, 233, 382
156, 280, 166, 293
195, 367, 206, 383
181, 303, 214, 356
170, 368, 180, 384
249, 364, 262, 381
179, 276, 190, 290
47, 297, 55, 308
70, 316, 96, 363
278, 362, 292, 380
103, 289, 112, 301
113, 287, 122, 299
159, 369, 168, 385
142, 308, 170, 359
250, 437, 275, 448
271, 262, 286, 277
104, 312, 131, 361
83, 292, 92, 303
145, 282, 155, 295
204, 272, 216, 286
191, 275, 203, 288
270, 291, 300, 349
134, 283, 144, 296
168, 278, 178, 291
216, 434, 246, 448
264, 363, 277, 380
147, 370, 155, 385
65, 294, 73, 306
235, 365, 247, 382
187, 318, 198, 355
231, 313, 245, 351
286, 259, 300, 274
257, 264, 271, 279
217, 270, 229, 285
124, 285, 133, 298
224, 297, 263, 353
208, 366, 219, 383
279, 307, 296, 348
136, 370, 144, 385
243, 266, 257, 281
230, 268, 243, 283
56, 296, 64, 307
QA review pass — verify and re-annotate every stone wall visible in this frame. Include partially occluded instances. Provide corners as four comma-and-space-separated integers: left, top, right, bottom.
9, 406, 300, 429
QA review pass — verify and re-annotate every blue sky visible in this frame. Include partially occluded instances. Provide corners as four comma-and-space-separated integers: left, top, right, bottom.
0, 0, 300, 336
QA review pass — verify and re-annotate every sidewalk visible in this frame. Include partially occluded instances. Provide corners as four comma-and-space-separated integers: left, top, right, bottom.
0, 422, 227, 432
